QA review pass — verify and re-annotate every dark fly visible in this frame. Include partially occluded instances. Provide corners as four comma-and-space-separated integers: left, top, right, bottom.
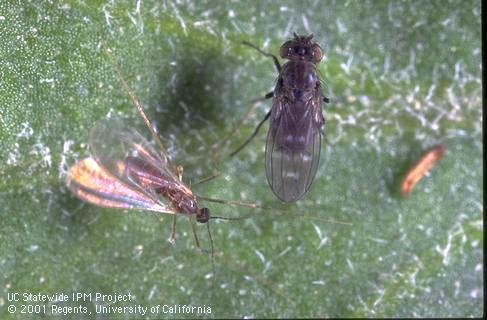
232, 33, 328, 202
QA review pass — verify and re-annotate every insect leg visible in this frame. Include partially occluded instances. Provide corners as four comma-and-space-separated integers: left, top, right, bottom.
229, 110, 271, 157
190, 171, 220, 188
176, 165, 184, 182
189, 216, 201, 251
206, 222, 216, 275
197, 195, 353, 225
168, 215, 177, 244
197, 195, 266, 210
242, 41, 281, 72
256, 91, 275, 102
210, 91, 274, 164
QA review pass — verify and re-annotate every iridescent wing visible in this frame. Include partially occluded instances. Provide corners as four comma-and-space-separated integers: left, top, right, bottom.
66, 157, 174, 214
88, 118, 191, 207
265, 92, 322, 202
90, 118, 177, 179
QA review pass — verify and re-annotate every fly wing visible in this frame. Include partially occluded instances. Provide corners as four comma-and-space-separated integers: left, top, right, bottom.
88, 118, 186, 205
66, 157, 174, 214
265, 95, 322, 202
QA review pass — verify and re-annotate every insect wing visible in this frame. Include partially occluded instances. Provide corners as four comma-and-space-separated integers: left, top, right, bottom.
89, 118, 185, 205
265, 97, 322, 202
66, 157, 174, 214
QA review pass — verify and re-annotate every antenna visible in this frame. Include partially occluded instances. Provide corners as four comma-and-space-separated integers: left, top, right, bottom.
101, 41, 175, 171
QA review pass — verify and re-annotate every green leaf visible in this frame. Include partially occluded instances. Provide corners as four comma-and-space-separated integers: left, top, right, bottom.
0, 0, 481, 318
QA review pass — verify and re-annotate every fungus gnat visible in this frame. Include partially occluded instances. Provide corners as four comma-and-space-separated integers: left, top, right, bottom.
66, 44, 256, 253
231, 33, 329, 203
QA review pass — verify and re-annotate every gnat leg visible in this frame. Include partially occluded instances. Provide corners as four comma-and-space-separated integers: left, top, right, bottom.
206, 222, 216, 277
190, 216, 201, 251
190, 171, 220, 188
196, 195, 263, 210
176, 165, 184, 182
168, 215, 177, 244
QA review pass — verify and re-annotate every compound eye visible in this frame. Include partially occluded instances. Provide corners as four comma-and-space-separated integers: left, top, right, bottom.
311, 45, 323, 62
280, 41, 293, 58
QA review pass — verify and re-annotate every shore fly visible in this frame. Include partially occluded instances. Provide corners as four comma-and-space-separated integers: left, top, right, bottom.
66, 44, 255, 252
231, 33, 329, 203
400, 144, 446, 197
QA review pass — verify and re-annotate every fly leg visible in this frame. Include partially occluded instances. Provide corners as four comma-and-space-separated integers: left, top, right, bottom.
211, 40, 279, 161
320, 93, 330, 143
242, 41, 281, 72
228, 91, 274, 157
211, 91, 273, 160
255, 91, 275, 102
230, 109, 271, 157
